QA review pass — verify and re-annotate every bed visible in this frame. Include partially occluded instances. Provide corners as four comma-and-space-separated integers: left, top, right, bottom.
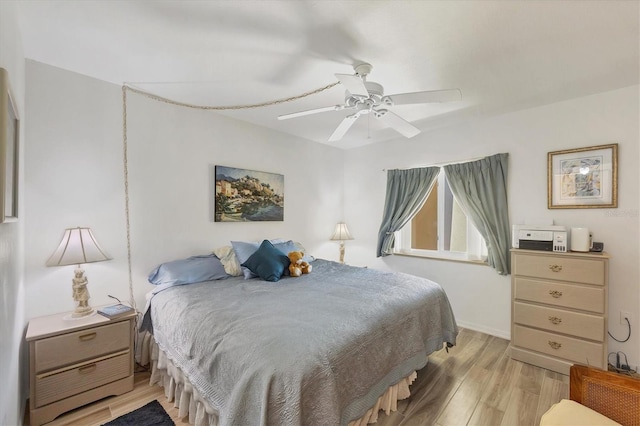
140, 254, 458, 426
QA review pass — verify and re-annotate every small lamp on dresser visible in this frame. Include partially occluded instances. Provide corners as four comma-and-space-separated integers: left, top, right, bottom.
330, 222, 354, 264
46, 227, 112, 318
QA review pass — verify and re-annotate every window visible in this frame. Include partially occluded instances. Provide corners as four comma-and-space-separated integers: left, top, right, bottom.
395, 169, 487, 262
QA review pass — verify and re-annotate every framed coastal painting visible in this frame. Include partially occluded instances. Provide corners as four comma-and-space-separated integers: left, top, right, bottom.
548, 143, 617, 209
214, 166, 284, 222
0, 68, 19, 223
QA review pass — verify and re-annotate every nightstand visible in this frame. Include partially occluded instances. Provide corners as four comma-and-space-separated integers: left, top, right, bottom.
26, 309, 136, 426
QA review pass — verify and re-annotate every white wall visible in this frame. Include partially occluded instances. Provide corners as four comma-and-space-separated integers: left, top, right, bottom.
124, 93, 343, 306
0, 2, 26, 424
344, 85, 640, 368
24, 61, 344, 317
24, 61, 130, 319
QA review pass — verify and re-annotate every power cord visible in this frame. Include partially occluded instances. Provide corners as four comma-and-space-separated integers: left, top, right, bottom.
608, 317, 631, 343
108, 294, 148, 372
607, 351, 637, 375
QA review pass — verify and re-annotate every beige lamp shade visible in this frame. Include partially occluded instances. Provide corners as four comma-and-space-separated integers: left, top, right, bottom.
46, 227, 112, 266
330, 222, 354, 241
47, 227, 111, 319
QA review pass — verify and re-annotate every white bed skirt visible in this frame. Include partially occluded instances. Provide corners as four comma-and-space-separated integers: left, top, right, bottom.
138, 332, 417, 426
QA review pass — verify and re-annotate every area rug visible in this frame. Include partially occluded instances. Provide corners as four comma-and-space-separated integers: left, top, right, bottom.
103, 400, 174, 426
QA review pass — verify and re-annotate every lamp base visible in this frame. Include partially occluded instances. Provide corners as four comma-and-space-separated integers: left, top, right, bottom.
339, 241, 346, 264
71, 306, 95, 318
71, 266, 93, 318
63, 310, 97, 321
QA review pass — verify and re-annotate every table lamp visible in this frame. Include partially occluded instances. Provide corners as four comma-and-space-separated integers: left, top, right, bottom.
330, 222, 354, 264
46, 227, 112, 318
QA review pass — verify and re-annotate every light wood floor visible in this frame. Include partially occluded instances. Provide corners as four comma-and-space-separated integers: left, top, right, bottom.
32, 328, 568, 426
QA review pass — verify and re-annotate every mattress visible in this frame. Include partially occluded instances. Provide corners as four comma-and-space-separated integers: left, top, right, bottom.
142, 259, 458, 425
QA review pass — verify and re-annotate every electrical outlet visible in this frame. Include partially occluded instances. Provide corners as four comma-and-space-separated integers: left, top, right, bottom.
620, 311, 632, 325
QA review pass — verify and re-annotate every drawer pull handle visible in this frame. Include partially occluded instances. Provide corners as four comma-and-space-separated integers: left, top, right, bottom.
549, 340, 562, 349
548, 341, 562, 350
78, 364, 97, 374
78, 332, 97, 341
548, 316, 562, 325
549, 290, 563, 298
549, 264, 563, 272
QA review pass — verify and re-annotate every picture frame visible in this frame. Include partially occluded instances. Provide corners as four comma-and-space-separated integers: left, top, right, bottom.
0, 67, 19, 223
548, 143, 617, 209
214, 166, 284, 222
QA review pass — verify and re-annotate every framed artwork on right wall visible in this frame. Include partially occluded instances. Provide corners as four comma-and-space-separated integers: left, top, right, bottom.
548, 143, 618, 209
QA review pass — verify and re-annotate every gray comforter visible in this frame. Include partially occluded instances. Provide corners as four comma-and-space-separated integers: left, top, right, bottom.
144, 259, 458, 425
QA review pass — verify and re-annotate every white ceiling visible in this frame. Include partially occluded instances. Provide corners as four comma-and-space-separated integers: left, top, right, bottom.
16, 1, 640, 149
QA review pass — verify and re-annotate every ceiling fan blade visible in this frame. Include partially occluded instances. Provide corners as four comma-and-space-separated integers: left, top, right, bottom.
335, 73, 369, 97
385, 89, 462, 106
328, 113, 360, 142
278, 105, 349, 120
376, 110, 421, 138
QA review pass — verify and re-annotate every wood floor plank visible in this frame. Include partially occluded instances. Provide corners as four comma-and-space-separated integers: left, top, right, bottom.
398, 372, 462, 426
28, 328, 569, 426
435, 364, 492, 426
467, 401, 505, 426
516, 362, 545, 394
480, 350, 523, 412
500, 389, 540, 426
534, 372, 570, 425
475, 336, 510, 372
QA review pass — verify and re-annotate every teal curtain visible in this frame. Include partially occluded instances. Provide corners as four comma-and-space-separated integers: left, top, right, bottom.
376, 167, 440, 257
444, 153, 511, 275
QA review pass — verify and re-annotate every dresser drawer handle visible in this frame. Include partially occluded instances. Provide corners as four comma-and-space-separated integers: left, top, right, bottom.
78, 332, 97, 341
549, 264, 563, 272
78, 364, 97, 374
548, 316, 562, 325
548, 341, 562, 350
549, 290, 563, 298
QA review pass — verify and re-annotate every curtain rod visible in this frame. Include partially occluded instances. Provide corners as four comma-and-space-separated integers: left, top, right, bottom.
382, 155, 487, 172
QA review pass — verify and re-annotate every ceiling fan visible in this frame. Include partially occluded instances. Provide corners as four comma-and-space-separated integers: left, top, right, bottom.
278, 63, 462, 142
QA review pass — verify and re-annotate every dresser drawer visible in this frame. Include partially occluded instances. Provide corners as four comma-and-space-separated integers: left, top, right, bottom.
34, 351, 131, 407
34, 321, 130, 372
513, 302, 605, 341
513, 253, 605, 285
513, 325, 604, 367
514, 277, 605, 313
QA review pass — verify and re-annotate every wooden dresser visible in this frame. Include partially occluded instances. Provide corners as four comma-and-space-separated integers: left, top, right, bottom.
26, 309, 136, 426
511, 249, 609, 375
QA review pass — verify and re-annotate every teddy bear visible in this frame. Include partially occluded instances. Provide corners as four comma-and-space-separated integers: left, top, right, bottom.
288, 251, 312, 277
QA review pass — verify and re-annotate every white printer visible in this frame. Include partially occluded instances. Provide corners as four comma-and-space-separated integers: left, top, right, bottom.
512, 225, 568, 253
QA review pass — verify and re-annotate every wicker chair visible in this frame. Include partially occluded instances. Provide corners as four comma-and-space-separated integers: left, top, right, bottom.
541, 364, 640, 426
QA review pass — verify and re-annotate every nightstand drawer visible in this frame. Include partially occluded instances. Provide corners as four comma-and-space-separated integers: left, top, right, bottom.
513, 253, 605, 285
513, 325, 604, 367
513, 302, 605, 341
34, 350, 131, 407
35, 321, 130, 372
514, 277, 605, 313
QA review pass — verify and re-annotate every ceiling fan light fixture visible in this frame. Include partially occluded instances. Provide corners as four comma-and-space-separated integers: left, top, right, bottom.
278, 62, 462, 142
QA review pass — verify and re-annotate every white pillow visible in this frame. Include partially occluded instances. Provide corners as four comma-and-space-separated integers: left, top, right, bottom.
212, 246, 242, 276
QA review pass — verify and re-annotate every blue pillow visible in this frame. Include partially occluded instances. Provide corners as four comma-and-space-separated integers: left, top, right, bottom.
273, 240, 315, 264
148, 255, 229, 286
241, 240, 290, 282
232, 239, 299, 279
231, 240, 261, 279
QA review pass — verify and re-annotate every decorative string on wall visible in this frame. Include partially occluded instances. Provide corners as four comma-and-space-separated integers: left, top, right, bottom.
123, 81, 339, 111
120, 81, 340, 308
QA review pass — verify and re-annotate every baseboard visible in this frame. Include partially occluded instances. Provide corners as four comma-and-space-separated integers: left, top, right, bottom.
455, 320, 511, 340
